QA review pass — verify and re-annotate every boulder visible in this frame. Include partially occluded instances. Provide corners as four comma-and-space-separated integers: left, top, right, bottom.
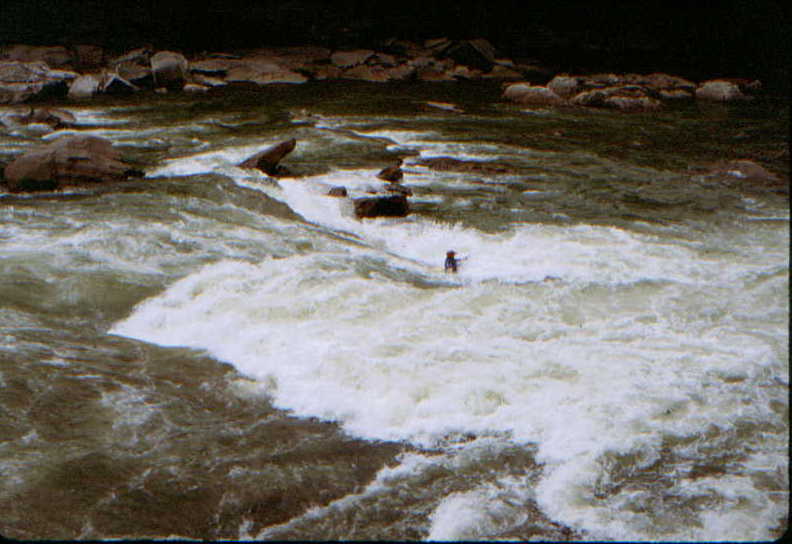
353, 195, 409, 218
0, 61, 74, 103
331, 50, 374, 68
68, 74, 100, 98
695, 80, 749, 101
239, 139, 297, 176
110, 48, 152, 68
116, 61, 153, 87
377, 160, 403, 182
503, 83, 564, 106
150, 51, 189, 90
3, 135, 143, 192
547, 74, 581, 98
342, 64, 390, 82
440, 39, 497, 72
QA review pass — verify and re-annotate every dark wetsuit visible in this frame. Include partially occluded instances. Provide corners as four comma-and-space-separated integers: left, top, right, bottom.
444, 254, 458, 273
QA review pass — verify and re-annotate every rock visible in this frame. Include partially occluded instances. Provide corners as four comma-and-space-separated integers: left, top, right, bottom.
0, 61, 74, 103
116, 61, 153, 87
183, 83, 209, 93
190, 58, 239, 75
377, 160, 403, 182
415, 156, 511, 174
150, 51, 189, 90
695, 79, 750, 101
424, 101, 463, 113
441, 39, 497, 72
383, 64, 415, 81
68, 74, 100, 98
571, 86, 662, 112
547, 74, 581, 98
353, 195, 409, 218
110, 48, 152, 68
100, 72, 138, 95
327, 186, 348, 197
331, 49, 374, 68
658, 88, 693, 100
239, 139, 297, 176
15, 106, 76, 129
503, 83, 564, 106
3, 135, 142, 192
484, 64, 523, 80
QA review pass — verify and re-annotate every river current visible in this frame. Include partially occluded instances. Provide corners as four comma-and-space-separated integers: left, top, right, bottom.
0, 81, 788, 541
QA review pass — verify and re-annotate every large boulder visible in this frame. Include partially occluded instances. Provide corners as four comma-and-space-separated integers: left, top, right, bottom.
2, 135, 143, 192
547, 74, 581, 98
503, 83, 565, 106
239, 139, 297, 176
150, 51, 189, 90
695, 80, 750, 101
353, 195, 409, 218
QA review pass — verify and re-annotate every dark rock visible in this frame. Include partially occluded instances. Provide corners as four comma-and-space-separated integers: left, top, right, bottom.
377, 159, 403, 182
150, 51, 189, 91
353, 194, 409, 218
570, 86, 662, 112
440, 39, 497, 72
3, 135, 142, 192
239, 139, 297, 176
416, 156, 511, 174
116, 61, 153, 87
330, 49, 374, 68
327, 186, 348, 197
100, 72, 138, 95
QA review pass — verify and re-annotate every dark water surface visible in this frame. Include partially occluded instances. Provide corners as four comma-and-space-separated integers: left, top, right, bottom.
0, 81, 788, 540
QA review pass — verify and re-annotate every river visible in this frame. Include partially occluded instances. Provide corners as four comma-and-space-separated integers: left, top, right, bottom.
0, 81, 788, 541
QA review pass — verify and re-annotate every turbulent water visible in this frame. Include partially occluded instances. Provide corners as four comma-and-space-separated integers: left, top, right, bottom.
0, 81, 788, 541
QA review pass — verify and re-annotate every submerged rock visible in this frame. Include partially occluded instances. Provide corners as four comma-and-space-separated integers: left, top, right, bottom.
327, 186, 348, 197
377, 159, 403, 182
239, 139, 297, 176
353, 194, 410, 219
3, 135, 143, 192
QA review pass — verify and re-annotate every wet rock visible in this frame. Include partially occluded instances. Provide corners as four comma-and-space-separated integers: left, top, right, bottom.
342, 64, 390, 82
3, 135, 143, 192
695, 79, 751, 101
183, 83, 210, 93
353, 194, 409, 218
190, 73, 227, 88
415, 156, 511, 174
484, 64, 523, 80
377, 160, 403, 182
68, 74, 101, 98
327, 186, 348, 197
503, 83, 564, 106
116, 61, 153, 87
110, 47, 152, 68
239, 139, 297, 176
424, 101, 463, 113
150, 51, 189, 90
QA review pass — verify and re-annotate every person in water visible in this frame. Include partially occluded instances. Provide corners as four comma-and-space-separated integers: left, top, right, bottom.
445, 250, 461, 273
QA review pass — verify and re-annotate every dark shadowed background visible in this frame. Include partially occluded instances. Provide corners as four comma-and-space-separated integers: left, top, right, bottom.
1, 1, 789, 90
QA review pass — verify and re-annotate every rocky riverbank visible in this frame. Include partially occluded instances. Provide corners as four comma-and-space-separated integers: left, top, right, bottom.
0, 39, 764, 107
